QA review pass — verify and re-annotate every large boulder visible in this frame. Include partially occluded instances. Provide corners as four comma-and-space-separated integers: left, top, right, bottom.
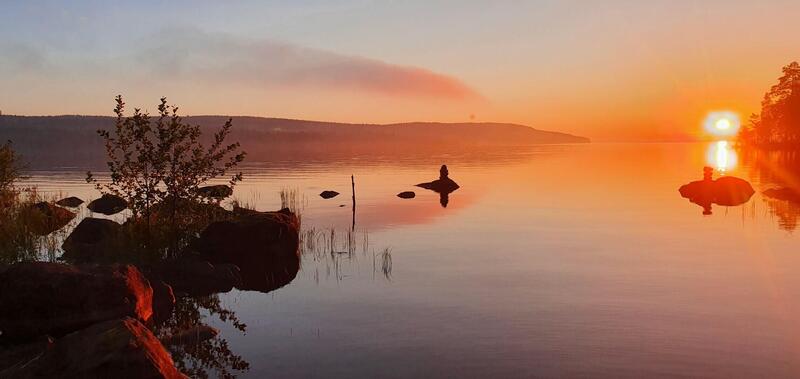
88, 193, 127, 215
679, 175, 754, 215
195, 208, 300, 293
55, 196, 84, 208
0, 262, 153, 341
26, 201, 75, 235
197, 184, 233, 200
61, 217, 123, 263
0, 318, 186, 379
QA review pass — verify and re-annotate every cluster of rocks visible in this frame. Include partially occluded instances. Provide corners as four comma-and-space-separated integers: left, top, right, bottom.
1, 193, 300, 378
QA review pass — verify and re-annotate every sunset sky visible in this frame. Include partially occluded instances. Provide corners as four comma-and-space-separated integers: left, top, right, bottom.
1, 0, 799, 141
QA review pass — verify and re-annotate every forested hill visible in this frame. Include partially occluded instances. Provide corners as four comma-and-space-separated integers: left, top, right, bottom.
0, 115, 589, 166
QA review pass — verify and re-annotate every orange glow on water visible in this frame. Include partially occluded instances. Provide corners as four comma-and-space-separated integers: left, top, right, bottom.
706, 140, 737, 172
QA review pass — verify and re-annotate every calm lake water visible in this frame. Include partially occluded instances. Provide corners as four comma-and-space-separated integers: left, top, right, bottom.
23, 142, 800, 378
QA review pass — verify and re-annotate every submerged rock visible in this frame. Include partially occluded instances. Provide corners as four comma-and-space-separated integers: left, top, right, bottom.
320, 190, 340, 199
195, 208, 300, 293
679, 167, 755, 215
26, 201, 75, 235
61, 217, 123, 263
397, 191, 416, 199
55, 196, 84, 208
87, 193, 127, 215
0, 262, 153, 341
198, 184, 233, 200
0, 317, 186, 379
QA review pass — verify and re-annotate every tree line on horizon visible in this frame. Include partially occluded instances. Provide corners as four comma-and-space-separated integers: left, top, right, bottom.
739, 61, 800, 147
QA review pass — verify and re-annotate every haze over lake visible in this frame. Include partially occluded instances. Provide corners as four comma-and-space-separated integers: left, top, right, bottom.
20, 142, 800, 378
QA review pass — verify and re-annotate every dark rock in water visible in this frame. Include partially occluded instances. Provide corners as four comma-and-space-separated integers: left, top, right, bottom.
320, 190, 340, 199
62, 217, 122, 263
679, 169, 754, 215
416, 164, 460, 207
0, 262, 153, 341
150, 280, 176, 322
195, 208, 300, 293
26, 201, 75, 235
148, 260, 242, 297
397, 191, 416, 199
416, 178, 460, 192
763, 187, 800, 203
161, 324, 219, 347
55, 196, 84, 208
87, 193, 127, 215
198, 184, 233, 199
0, 317, 186, 379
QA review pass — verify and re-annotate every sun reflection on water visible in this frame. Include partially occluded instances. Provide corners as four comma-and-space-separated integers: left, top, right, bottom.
706, 140, 737, 173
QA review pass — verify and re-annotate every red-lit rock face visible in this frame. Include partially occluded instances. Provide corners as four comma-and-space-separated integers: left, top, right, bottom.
0, 262, 154, 341
1, 317, 187, 379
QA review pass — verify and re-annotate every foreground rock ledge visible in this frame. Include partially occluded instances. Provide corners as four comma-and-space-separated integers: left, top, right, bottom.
0, 262, 153, 341
0, 317, 187, 379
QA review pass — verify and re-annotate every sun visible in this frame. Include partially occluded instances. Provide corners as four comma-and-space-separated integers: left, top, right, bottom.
703, 111, 740, 137
715, 118, 731, 130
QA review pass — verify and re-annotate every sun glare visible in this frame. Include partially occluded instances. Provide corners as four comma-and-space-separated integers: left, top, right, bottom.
704, 111, 740, 137
706, 140, 737, 172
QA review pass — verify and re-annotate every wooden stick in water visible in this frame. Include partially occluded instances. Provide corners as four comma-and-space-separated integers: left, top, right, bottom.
351, 175, 356, 231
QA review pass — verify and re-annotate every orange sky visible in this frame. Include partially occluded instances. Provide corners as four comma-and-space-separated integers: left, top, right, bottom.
1, 1, 798, 142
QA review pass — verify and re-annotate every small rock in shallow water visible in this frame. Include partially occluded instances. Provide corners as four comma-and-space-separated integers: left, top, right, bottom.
320, 190, 339, 199
397, 191, 415, 199
87, 194, 127, 215
55, 196, 84, 208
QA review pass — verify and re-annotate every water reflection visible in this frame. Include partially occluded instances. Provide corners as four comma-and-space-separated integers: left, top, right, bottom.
154, 295, 249, 379
706, 140, 737, 173
741, 148, 800, 231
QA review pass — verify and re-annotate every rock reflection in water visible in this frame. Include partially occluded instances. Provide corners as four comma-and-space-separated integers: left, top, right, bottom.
154, 295, 249, 379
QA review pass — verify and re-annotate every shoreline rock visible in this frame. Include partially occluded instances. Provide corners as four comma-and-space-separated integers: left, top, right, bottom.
194, 208, 300, 293
0, 318, 187, 378
62, 217, 123, 263
0, 262, 154, 342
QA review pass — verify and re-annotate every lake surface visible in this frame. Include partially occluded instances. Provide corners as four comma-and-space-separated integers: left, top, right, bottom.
23, 142, 800, 378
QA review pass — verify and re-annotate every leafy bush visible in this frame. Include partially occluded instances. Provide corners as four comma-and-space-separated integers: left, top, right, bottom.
87, 96, 246, 253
